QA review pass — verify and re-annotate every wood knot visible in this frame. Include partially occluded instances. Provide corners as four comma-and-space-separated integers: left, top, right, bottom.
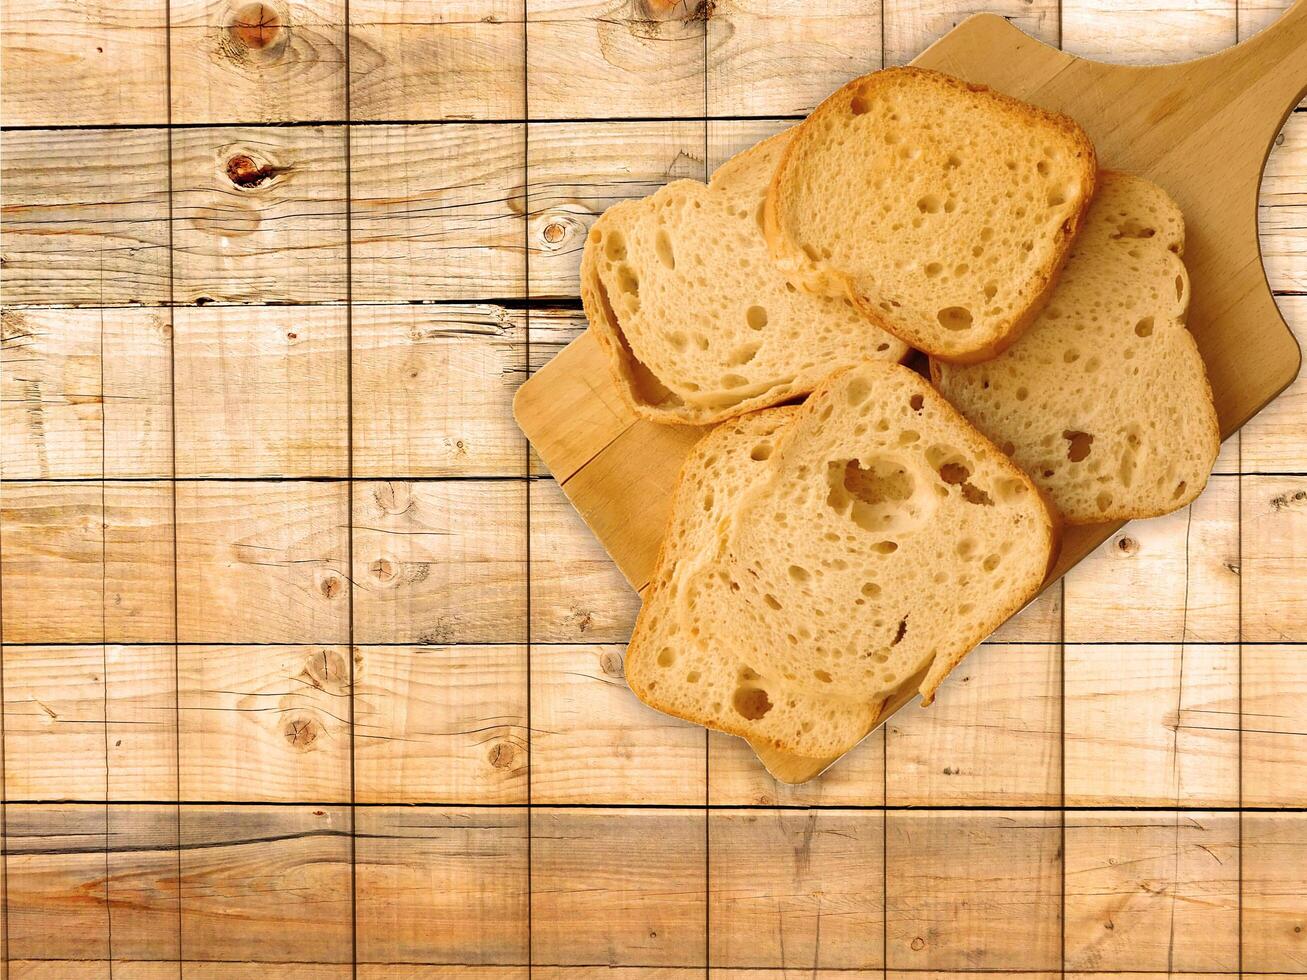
536, 212, 583, 252
370, 558, 396, 583
1271, 489, 1307, 511
599, 650, 625, 677
228, 2, 284, 51
225, 153, 282, 189
319, 575, 342, 599
284, 716, 322, 749
910, 937, 926, 951
373, 481, 412, 515
302, 648, 348, 692
542, 222, 566, 244
1115, 535, 1139, 556
487, 742, 517, 770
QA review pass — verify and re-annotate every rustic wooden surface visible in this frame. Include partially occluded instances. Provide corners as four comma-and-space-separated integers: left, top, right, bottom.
1, 0, 1304, 974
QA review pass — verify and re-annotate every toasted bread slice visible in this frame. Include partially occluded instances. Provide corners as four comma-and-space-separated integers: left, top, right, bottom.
932, 172, 1220, 523
581, 131, 909, 426
764, 67, 1097, 363
627, 361, 1060, 758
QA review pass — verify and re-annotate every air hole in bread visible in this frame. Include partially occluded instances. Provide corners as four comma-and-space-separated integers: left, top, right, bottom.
1112, 219, 1156, 240
749, 442, 773, 462
788, 564, 811, 583
909, 394, 925, 411
669, 331, 688, 351
892, 617, 907, 645
1037, 159, 1050, 176
721, 373, 747, 389
1015, 387, 1029, 402
686, 671, 700, 683
982, 554, 1001, 572
656, 648, 674, 668
898, 430, 920, 446
1175, 274, 1184, 300
917, 194, 942, 214
873, 540, 898, 554
984, 282, 998, 300
728, 342, 761, 367
954, 263, 970, 277
702, 492, 714, 512
654, 228, 675, 270
861, 581, 881, 598
1047, 189, 1067, 207
1064, 430, 1094, 462
1064, 349, 1080, 364
850, 93, 870, 115
604, 230, 626, 261
946, 153, 962, 169
1173, 480, 1187, 499
745, 305, 768, 330
827, 457, 916, 534
937, 461, 971, 485
845, 375, 872, 406
937, 306, 973, 331
1096, 491, 1113, 512
999, 441, 1015, 456
763, 593, 782, 611
956, 538, 976, 558
924, 261, 943, 279
814, 669, 833, 683
994, 477, 1028, 502
1135, 316, 1154, 338
733, 685, 773, 720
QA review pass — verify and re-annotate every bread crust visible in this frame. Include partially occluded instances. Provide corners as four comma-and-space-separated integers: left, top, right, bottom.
765, 66, 1098, 362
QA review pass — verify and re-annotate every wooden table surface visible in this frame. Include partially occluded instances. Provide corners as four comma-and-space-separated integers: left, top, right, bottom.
1, 0, 1304, 975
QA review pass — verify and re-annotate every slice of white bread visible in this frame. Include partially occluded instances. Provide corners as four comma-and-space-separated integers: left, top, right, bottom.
581, 131, 909, 426
626, 361, 1060, 758
764, 67, 1097, 363
932, 172, 1220, 524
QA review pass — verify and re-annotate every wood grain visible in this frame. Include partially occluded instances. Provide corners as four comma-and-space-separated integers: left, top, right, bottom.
0, 129, 171, 307
177, 644, 351, 802
708, 726, 885, 806
352, 480, 527, 644
175, 480, 349, 644
171, 126, 348, 305
351, 124, 526, 301
529, 644, 705, 804
0, 0, 167, 126
526, 0, 706, 119
353, 305, 527, 477
708, 808, 884, 970
349, 0, 524, 121
530, 808, 706, 967
0, 481, 175, 644
1, 308, 173, 480
353, 644, 528, 804
1064, 643, 1240, 807
1242, 813, 1307, 971
883, 0, 1058, 65
1242, 643, 1307, 808
526, 121, 707, 299
355, 807, 529, 965
174, 305, 349, 477
1063, 811, 1239, 973
3, 645, 176, 802
1062, 0, 1237, 63
706, 0, 880, 116
1241, 475, 1307, 641
886, 642, 1061, 806
169, 0, 346, 123
1261, 110, 1307, 292
884, 810, 1062, 970
1242, 296, 1307, 471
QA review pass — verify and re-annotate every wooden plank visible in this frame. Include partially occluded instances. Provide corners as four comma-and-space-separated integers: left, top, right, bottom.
352, 480, 526, 644
175, 480, 348, 644
1261, 110, 1307, 293
350, 124, 525, 302
525, 308, 586, 476
0, 0, 167, 126
179, 805, 352, 962
525, 0, 706, 119
884, 810, 1062, 971
708, 809, 883, 970
885, 642, 1060, 806
169, 0, 346, 123
170, 126, 347, 305
1243, 644, 1307, 807
355, 807, 529, 964
706, 118, 792, 174
1242, 476, 1307, 642
1063, 476, 1240, 643
706, 1, 880, 116
1, 308, 173, 480
0, 481, 175, 644
5, 804, 180, 962
349, 0, 524, 121
526, 121, 706, 299
1242, 813, 1307, 972
177, 645, 351, 803
530, 808, 706, 967
353, 644, 527, 804
353, 305, 526, 478
174, 306, 348, 478
1063, 811, 1239, 972
3, 645, 175, 802
0, 129, 170, 308
883, 0, 1059, 66
529, 478, 640, 644
359, 970, 525, 980
1062, 0, 1237, 63
1242, 0, 1298, 38
708, 727, 885, 806
1242, 296, 1307, 471
1064, 643, 1239, 806
529, 644, 705, 804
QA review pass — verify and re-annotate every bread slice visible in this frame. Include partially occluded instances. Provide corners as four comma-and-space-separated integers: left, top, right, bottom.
764, 66, 1097, 363
932, 172, 1220, 524
626, 361, 1060, 758
581, 130, 909, 426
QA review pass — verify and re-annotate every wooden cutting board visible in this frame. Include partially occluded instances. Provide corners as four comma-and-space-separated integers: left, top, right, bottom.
515, 1, 1307, 783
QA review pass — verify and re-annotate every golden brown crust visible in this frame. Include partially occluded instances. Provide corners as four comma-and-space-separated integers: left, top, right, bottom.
766, 66, 1099, 362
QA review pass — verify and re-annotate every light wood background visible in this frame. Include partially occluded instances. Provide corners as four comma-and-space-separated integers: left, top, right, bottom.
0, 0, 1304, 974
